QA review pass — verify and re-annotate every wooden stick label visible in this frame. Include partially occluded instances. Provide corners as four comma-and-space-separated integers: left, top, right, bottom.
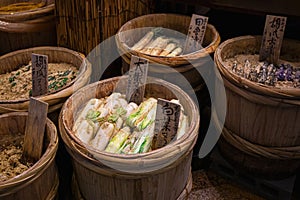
126, 55, 148, 104
22, 97, 48, 162
259, 15, 287, 65
152, 98, 181, 150
183, 14, 208, 54
31, 53, 48, 97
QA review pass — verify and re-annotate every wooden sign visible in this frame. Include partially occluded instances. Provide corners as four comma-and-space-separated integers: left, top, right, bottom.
183, 14, 208, 54
152, 98, 181, 150
259, 15, 287, 65
31, 53, 48, 97
22, 97, 48, 163
126, 55, 148, 104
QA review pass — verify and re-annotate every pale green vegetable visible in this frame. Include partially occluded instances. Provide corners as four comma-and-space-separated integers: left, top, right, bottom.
126, 97, 157, 128
105, 127, 131, 153
130, 123, 155, 154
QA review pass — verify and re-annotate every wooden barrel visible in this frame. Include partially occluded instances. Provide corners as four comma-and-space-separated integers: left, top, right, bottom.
0, 46, 92, 114
0, 0, 56, 55
0, 112, 58, 200
115, 13, 220, 96
214, 35, 300, 179
59, 76, 200, 200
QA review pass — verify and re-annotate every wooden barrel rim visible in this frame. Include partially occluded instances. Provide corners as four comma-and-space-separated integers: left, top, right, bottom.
215, 35, 300, 99
222, 75, 300, 107
0, 112, 58, 196
0, 1, 55, 22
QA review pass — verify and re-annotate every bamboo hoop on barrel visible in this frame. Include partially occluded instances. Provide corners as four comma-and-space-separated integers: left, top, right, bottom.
222, 127, 300, 159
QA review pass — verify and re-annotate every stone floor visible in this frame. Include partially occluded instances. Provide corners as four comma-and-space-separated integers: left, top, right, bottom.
189, 169, 265, 200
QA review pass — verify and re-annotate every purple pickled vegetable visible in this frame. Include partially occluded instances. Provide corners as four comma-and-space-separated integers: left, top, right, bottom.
276, 65, 285, 81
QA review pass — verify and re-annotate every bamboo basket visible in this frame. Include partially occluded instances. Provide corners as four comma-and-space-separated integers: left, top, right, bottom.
0, 112, 59, 200
0, 0, 56, 55
115, 13, 220, 94
0, 46, 92, 114
55, 0, 155, 56
59, 76, 200, 200
71, 171, 193, 200
214, 35, 300, 179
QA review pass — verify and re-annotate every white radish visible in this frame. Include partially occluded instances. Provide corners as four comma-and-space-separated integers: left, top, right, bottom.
73, 98, 103, 132
150, 37, 169, 56
159, 43, 177, 56
89, 122, 115, 151
141, 36, 165, 55
75, 119, 96, 144
131, 31, 154, 51
167, 47, 183, 57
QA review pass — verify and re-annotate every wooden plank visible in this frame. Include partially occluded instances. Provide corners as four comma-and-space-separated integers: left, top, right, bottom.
126, 55, 149, 104
259, 15, 287, 65
152, 98, 181, 150
31, 53, 48, 97
183, 14, 208, 54
22, 97, 48, 163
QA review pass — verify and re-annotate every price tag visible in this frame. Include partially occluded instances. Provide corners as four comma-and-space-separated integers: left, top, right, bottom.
183, 14, 209, 54
126, 55, 148, 104
31, 53, 48, 97
259, 15, 287, 65
22, 97, 48, 163
152, 98, 181, 150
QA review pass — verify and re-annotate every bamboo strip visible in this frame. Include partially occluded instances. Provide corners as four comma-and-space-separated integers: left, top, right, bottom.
222, 127, 300, 159
55, 0, 154, 55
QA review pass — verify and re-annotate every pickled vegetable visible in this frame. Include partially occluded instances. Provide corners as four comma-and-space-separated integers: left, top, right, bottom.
72, 93, 189, 154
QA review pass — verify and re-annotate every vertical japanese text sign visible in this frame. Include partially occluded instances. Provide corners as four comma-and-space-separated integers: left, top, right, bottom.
152, 98, 181, 150
183, 14, 208, 54
31, 54, 48, 97
126, 55, 148, 104
259, 15, 287, 65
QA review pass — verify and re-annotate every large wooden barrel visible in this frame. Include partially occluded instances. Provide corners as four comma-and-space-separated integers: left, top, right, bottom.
0, 112, 58, 200
59, 76, 200, 199
214, 35, 300, 179
0, 46, 91, 114
115, 13, 220, 97
0, 0, 56, 55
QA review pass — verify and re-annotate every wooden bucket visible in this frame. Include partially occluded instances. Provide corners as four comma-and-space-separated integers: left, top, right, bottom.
0, 46, 92, 114
214, 35, 300, 179
55, 0, 155, 56
0, 112, 58, 200
115, 13, 220, 95
59, 76, 200, 200
0, 0, 56, 55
